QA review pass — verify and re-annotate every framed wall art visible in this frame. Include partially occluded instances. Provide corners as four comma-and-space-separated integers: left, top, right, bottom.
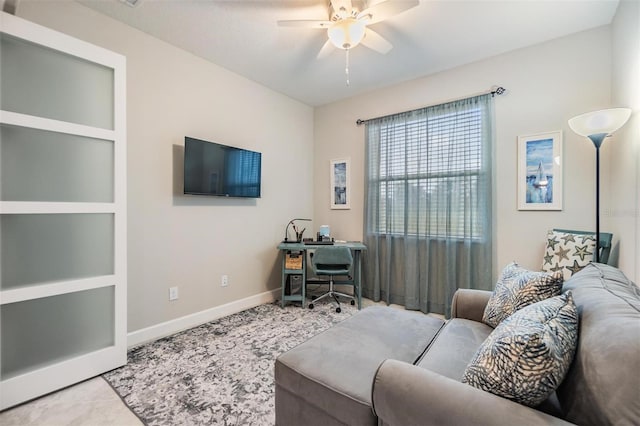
330, 158, 350, 209
517, 131, 563, 211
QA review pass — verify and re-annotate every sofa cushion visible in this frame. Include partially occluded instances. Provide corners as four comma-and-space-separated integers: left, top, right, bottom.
463, 292, 578, 407
557, 263, 640, 426
541, 230, 597, 280
275, 306, 444, 426
416, 318, 493, 381
483, 262, 563, 328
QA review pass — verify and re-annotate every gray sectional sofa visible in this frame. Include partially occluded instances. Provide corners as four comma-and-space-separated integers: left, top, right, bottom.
274, 263, 640, 425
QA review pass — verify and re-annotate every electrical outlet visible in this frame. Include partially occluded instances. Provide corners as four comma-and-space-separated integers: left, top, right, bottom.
169, 286, 179, 301
221, 275, 229, 287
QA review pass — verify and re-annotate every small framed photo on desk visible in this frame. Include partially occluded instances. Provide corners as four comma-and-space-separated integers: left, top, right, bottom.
330, 158, 350, 210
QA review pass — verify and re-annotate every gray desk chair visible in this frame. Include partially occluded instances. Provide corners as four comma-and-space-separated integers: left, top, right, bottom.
553, 228, 613, 264
308, 246, 355, 313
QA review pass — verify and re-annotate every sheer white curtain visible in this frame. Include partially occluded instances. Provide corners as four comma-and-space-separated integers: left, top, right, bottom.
363, 94, 494, 317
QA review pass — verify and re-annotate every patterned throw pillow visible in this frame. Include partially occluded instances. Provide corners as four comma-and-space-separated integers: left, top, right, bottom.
482, 262, 563, 328
541, 230, 597, 280
463, 292, 578, 407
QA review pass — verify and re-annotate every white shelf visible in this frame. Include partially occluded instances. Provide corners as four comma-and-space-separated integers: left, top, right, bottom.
1, 12, 126, 71
0, 275, 115, 305
0, 110, 115, 141
0, 343, 124, 409
0, 201, 116, 214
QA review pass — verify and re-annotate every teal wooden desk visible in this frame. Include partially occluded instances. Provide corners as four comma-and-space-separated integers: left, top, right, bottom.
277, 242, 366, 310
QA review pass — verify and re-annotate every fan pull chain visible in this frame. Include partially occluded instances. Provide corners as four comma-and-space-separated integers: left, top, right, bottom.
345, 49, 350, 86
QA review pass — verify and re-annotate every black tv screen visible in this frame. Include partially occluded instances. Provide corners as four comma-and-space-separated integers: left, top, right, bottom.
184, 137, 262, 198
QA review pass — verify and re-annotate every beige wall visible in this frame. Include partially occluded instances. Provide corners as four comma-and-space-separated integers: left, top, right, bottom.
608, 0, 640, 283
314, 26, 613, 278
16, 1, 315, 332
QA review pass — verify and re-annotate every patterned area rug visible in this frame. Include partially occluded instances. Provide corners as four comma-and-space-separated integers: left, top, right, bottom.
103, 300, 356, 425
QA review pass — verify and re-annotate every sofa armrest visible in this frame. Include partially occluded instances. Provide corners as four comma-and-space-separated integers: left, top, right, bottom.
372, 360, 574, 426
450, 289, 492, 322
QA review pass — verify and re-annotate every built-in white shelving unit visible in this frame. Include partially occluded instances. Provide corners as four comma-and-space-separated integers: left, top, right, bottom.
0, 12, 127, 409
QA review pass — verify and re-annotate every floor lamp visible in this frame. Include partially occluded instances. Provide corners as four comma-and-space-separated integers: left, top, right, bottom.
568, 107, 632, 262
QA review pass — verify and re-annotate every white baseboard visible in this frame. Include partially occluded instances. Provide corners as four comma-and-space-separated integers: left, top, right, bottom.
127, 288, 281, 348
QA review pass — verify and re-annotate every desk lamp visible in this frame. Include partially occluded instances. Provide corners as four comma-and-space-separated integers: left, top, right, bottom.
283, 218, 311, 243
568, 107, 631, 262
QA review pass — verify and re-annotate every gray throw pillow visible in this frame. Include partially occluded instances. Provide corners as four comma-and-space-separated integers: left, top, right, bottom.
463, 292, 578, 407
482, 262, 563, 328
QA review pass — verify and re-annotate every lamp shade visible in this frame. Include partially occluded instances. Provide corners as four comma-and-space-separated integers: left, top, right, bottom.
568, 108, 632, 137
328, 18, 366, 50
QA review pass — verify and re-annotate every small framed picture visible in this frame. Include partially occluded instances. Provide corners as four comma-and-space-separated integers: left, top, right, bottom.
330, 158, 350, 209
517, 131, 563, 210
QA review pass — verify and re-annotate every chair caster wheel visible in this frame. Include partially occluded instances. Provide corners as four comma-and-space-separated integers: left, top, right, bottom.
350, 300, 355, 306
308, 303, 314, 309
336, 307, 342, 313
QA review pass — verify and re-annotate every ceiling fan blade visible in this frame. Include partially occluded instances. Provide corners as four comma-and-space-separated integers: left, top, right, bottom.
357, 0, 419, 25
317, 39, 335, 59
361, 28, 393, 54
277, 20, 332, 28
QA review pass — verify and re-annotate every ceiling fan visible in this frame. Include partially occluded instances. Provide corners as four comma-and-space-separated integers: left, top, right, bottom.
278, 0, 420, 59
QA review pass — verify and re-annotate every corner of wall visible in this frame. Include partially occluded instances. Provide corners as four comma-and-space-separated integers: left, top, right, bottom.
609, 0, 640, 283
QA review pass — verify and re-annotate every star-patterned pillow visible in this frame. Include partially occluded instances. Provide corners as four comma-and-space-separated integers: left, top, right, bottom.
541, 230, 597, 280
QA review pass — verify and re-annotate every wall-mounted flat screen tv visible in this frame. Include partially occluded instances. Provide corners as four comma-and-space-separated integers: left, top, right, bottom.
184, 137, 262, 198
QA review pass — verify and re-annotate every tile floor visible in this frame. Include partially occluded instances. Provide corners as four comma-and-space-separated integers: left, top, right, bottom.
0, 377, 142, 426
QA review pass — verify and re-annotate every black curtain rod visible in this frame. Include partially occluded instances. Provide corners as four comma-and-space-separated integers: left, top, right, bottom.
355, 86, 507, 126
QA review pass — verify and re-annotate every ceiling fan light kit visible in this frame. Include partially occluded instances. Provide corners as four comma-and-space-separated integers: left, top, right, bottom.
328, 18, 366, 50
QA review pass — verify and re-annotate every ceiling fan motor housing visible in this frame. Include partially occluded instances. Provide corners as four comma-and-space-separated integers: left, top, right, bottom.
329, 0, 360, 21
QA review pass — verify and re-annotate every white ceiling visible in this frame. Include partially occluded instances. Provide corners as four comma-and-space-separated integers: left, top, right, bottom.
77, 0, 619, 106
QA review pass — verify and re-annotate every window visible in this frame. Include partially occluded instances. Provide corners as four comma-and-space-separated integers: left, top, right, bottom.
366, 95, 491, 240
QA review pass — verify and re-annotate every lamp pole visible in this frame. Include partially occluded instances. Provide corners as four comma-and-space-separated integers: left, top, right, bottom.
595, 143, 600, 263
588, 133, 608, 263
